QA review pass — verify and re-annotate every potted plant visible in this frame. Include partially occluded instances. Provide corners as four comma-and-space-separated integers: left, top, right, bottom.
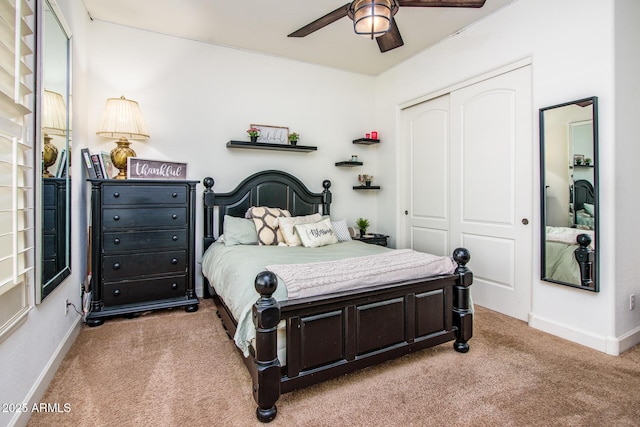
356, 217, 369, 237
358, 174, 373, 187
288, 132, 299, 146
247, 127, 260, 143
585, 158, 592, 165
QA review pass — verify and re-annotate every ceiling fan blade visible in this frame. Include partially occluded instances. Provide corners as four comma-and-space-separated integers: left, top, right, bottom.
398, 0, 486, 7
288, 3, 351, 38
376, 19, 404, 53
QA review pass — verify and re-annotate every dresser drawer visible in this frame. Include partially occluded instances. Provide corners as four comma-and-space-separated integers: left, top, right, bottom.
102, 185, 187, 206
103, 230, 187, 253
103, 275, 187, 306
102, 250, 187, 280
102, 207, 187, 230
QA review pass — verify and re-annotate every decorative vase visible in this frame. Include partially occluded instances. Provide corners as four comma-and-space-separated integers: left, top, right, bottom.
250, 136, 258, 143
290, 140, 297, 146
359, 228, 366, 237
365, 181, 371, 187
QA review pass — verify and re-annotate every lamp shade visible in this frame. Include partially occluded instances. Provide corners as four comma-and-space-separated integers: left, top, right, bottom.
43, 89, 67, 136
350, 0, 398, 38
96, 96, 150, 140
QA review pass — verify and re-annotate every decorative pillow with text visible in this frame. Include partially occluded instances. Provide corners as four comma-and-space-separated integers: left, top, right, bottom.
294, 217, 339, 248
278, 213, 323, 246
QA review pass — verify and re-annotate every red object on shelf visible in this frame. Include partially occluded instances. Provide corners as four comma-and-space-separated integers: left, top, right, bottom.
365, 133, 370, 138
371, 131, 378, 139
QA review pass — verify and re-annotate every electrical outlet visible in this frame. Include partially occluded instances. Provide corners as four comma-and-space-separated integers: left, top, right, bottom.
65, 298, 69, 315
630, 294, 636, 311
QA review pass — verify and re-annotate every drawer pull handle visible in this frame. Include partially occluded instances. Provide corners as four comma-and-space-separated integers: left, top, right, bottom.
113, 262, 121, 270
114, 238, 121, 244
113, 289, 121, 296
171, 258, 178, 265
113, 215, 120, 221
171, 283, 178, 290
171, 192, 178, 198
113, 192, 120, 198
172, 214, 178, 220
172, 235, 178, 241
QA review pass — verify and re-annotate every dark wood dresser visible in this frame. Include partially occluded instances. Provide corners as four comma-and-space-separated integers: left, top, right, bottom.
42, 178, 67, 287
86, 179, 199, 326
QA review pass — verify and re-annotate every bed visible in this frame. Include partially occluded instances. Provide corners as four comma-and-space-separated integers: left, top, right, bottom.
544, 178, 596, 289
201, 170, 473, 422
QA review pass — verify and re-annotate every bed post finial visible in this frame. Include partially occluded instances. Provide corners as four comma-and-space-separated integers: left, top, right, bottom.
253, 271, 281, 423
452, 247, 473, 353
322, 180, 332, 216
203, 177, 216, 262
575, 234, 595, 288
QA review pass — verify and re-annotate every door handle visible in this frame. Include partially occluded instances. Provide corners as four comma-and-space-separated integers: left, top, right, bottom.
521, 218, 529, 225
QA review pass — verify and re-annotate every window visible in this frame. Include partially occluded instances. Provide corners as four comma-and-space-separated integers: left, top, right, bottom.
0, 0, 35, 339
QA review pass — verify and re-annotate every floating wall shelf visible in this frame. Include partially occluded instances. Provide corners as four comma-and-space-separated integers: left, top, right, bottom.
226, 140, 317, 153
335, 161, 363, 167
353, 138, 380, 145
353, 185, 381, 190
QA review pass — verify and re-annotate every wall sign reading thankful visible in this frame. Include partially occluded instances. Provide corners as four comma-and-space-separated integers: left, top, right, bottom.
127, 157, 188, 180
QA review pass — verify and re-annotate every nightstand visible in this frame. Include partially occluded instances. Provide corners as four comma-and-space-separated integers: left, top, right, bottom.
355, 233, 389, 247
85, 179, 199, 326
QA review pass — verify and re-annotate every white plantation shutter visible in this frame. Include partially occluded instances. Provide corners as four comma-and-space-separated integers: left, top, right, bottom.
0, 0, 34, 338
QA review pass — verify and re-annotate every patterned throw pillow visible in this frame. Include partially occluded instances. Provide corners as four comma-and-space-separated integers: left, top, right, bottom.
246, 207, 291, 245
331, 219, 352, 242
294, 217, 339, 248
278, 213, 323, 246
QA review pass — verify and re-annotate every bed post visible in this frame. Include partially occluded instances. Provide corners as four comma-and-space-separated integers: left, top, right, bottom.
574, 234, 595, 288
452, 248, 473, 353
203, 177, 216, 249
322, 180, 332, 216
253, 271, 281, 423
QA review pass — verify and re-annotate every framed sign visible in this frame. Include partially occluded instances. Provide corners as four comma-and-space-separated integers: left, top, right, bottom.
251, 124, 289, 144
127, 157, 187, 180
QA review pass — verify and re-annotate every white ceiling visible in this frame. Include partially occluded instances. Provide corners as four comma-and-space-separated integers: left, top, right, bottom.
81, 0, 516, 76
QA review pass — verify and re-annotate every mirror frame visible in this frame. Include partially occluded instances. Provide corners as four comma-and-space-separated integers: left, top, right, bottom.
539, 96, 599, 292
36, 0, 72, 302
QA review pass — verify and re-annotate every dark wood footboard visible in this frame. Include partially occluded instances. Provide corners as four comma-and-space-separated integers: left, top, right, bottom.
250, 248, 473, 422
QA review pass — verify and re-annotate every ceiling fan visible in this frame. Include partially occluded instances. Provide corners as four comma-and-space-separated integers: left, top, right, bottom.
288, 0, 487, 53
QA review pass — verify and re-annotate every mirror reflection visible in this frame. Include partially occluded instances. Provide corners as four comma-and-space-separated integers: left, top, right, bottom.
540, 97, 598, 292
39, 0, 71, 300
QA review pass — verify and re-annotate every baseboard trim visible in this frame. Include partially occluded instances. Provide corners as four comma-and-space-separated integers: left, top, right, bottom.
613, 325, 640, 355
528, 313, 616, 355
10, 315, 82, 427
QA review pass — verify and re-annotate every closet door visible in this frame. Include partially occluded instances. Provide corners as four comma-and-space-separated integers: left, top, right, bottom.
450, 66, 532, 321
402, 94, 451, 256
402, 65, 532, 321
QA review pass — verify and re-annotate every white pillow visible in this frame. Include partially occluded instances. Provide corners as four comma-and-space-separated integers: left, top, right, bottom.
294, 218, 339, 248
278, 213, 322, 246
331, 219, 352, 242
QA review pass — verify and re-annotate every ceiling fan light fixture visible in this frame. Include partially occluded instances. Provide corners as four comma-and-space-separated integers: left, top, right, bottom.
350, 0, 399, 39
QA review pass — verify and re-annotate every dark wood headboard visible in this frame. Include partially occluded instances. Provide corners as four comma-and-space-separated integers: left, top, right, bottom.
202, 170, 332, 251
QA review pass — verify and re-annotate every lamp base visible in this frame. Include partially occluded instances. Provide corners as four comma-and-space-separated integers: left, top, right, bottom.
111, 137, 136, 179
43, 134, 58, 178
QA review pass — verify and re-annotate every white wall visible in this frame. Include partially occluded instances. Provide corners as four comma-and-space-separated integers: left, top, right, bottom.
614, 0, 640, 343
374, 0, 630, 353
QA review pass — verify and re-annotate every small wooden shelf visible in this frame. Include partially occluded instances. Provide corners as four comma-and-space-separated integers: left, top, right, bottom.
353, 185, 381, 190
227, 140, 317, 153
335, 161, 363, 167
353, 138, 380, 145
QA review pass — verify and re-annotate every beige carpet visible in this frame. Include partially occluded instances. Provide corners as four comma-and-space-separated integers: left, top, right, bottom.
28, 299, 640, 427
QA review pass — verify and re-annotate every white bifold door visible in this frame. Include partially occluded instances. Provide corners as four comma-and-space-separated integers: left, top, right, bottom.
402, 65, 532, 321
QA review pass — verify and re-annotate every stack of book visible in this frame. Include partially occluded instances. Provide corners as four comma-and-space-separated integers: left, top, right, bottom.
81, 148, 115, 179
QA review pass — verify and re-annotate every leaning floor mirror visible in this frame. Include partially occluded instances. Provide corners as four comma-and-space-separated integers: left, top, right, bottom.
37, 0, 72, 301
539, 97, 598, 292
